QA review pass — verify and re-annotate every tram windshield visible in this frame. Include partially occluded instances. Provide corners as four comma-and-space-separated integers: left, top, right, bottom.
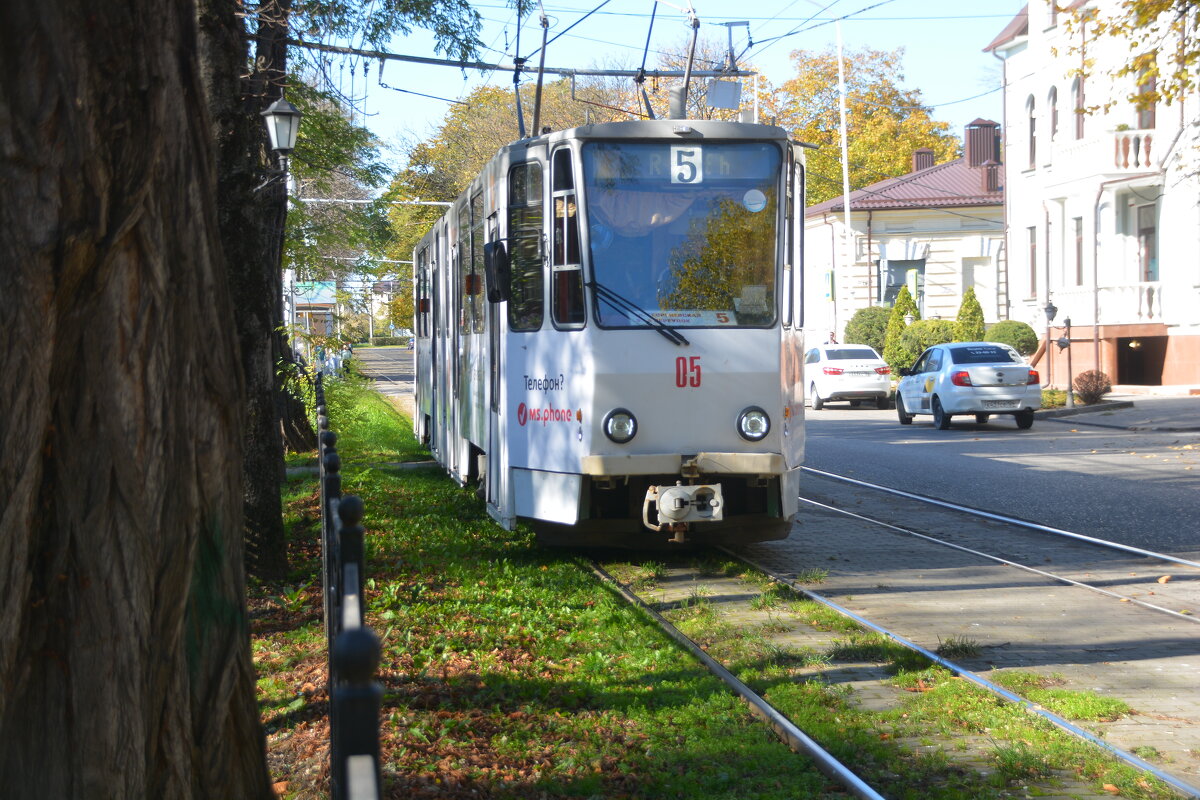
581, 140, 782, 329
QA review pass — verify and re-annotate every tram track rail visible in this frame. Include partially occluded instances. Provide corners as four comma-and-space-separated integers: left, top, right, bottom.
723, 549, 1200, 799
797, 468, 1200, 625
593, 551, 1200, 799
591, 562, 887, 800
801, 466, 1200, 574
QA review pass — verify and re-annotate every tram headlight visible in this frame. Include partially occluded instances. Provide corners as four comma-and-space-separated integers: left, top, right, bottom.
602, 408, 638, 444
736, 407, 771, 442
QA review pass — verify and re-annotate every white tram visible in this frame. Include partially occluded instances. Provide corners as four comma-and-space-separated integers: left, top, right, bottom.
413, 119, 807, 546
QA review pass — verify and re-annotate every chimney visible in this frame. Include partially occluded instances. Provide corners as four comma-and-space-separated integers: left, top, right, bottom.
911, 148, 935, 172
965, 119, 1001, 167
980, 159, 1001, 193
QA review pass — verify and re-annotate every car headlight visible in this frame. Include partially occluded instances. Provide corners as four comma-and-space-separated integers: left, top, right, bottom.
737, 407, 770, 441
603, 408, 638, 444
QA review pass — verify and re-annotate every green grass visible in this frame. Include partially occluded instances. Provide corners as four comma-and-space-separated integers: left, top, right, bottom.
252, 378, 1177, 800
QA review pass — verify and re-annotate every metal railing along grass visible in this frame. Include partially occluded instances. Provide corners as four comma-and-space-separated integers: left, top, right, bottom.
315, 372, 383, 800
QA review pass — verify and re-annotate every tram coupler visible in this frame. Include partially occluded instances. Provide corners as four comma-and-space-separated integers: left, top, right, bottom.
642, 482, 724, 533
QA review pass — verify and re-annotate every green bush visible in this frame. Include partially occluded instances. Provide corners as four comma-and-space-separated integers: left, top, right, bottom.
1073, 370, 1112, 404
985, 320, 1039, 355
882, 286, 921, 373
954, 287, 986, 342
369, 336, 408, 346
843, 305, 890, 354
898, 319, 956, 366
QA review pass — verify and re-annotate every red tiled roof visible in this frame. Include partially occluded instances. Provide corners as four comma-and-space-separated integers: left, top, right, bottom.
983, 5, 1029, 52
805, 157, 1003, 216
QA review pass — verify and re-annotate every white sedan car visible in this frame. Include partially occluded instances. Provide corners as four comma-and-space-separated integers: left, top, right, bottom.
895, 341, 1041, 429
804, 345, 892, 410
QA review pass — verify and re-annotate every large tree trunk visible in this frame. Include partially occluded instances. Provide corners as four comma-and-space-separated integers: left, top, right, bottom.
0, 1, 273, 796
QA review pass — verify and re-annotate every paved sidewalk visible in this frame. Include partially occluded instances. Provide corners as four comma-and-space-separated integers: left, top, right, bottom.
1039, 394, 1200, 432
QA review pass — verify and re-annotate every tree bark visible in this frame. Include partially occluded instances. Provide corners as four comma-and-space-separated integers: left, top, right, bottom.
0, 0, 273, 796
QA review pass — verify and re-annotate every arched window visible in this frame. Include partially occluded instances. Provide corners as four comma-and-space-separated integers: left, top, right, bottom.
1026, 96, 1037, 169
1048, 87, 1059, 142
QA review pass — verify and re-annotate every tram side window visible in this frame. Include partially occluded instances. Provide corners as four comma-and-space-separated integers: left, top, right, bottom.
458, 196, 485, 335
416, 246, 430, 338
551, 148, 585, 326
508, 163, 544, 331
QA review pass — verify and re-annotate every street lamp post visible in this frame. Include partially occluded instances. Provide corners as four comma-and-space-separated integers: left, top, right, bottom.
1056, 317, 1074, 408
1044, 300, 1057, 388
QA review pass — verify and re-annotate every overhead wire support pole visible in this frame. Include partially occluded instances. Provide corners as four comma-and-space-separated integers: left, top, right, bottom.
835, 15, 851, 336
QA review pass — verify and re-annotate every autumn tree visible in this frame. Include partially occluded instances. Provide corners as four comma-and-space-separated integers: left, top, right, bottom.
759, 47, 961, 205
1069, 0, 1199, 112
954, 287, 986, 342
1, 0, 272, 794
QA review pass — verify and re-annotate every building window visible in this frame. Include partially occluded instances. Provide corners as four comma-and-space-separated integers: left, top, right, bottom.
1072, 77, 1085, 139
1073, 216, 1084, 286
878, 259, 926, 313
1026, 96, 1037, 168
1137, 67, 1156, 130
1027, 226, 1038, 297
1048, 87, 1059, 142
1138, 204, 1157, 281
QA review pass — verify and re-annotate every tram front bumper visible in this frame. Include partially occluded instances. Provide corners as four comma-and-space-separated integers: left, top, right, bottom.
581, 452, 785, 477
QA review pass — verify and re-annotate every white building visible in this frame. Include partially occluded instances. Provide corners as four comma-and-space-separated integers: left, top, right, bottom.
986, 1, 1200, 388
805, 123, 1006, 342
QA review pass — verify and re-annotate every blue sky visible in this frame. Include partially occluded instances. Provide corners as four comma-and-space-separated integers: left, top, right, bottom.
326, 1, 1028, 167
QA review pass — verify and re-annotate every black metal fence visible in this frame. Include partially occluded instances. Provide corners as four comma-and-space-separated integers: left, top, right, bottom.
315, 372, 383, 800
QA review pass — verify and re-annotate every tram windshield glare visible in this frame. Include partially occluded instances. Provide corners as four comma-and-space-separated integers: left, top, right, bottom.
581, 140, 782, 329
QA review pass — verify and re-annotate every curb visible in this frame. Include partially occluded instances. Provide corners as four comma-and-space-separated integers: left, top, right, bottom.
1035, 400, 1134, 419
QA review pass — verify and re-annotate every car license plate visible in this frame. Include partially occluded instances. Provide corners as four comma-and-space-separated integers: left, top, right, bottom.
983, 400, 1017, 409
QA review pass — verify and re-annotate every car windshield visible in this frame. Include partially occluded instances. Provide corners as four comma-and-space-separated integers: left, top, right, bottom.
825, 348, 879, 360
581, 140, 781, 329
948, 344, 1021, 364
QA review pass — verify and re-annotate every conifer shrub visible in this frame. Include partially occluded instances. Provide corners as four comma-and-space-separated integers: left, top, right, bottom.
843, 305, 890, 354
882, 286, 921, 373
898, 319, 957, 366
954, 287, 986, 342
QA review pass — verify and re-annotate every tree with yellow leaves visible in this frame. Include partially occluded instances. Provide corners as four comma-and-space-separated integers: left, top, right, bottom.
754, 47, 962, 205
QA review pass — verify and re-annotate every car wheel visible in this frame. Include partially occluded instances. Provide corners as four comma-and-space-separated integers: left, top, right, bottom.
932, 397, 952, 430
850, 400, 862, 408
877, 395, 890, 410
810, 383, 824, 411
1015, 409, 1035, 429
975, 413, 990, 424
896, 393, 913, 425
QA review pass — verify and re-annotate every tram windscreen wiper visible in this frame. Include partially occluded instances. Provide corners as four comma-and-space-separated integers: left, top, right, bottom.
588, 281, 689, 346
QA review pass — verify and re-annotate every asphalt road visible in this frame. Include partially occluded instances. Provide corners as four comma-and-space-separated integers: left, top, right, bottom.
801, 404, 1200, 558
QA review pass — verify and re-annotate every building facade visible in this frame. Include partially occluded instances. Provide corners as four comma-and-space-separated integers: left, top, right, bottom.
987, 1, 1200, 388
804, 123, 1006, 343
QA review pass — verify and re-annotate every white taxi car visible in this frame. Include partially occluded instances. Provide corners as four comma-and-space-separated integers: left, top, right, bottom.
895, 341, 1041, 429
804, 345, 892, 410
